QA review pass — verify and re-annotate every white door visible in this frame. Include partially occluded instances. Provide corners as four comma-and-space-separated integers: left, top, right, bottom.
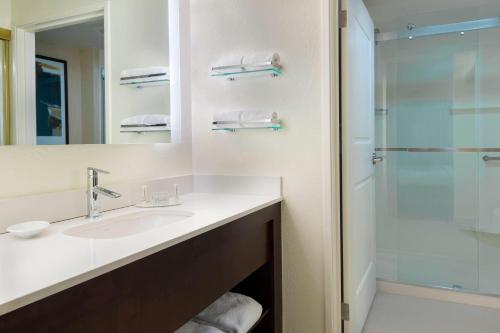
341, 0, 376, 332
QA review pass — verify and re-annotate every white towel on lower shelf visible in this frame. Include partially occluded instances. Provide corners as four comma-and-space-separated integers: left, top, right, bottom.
175, 321, 225, 333
194, 292, 263, 333
213, 111, 278, 128
120, 114, 170, 127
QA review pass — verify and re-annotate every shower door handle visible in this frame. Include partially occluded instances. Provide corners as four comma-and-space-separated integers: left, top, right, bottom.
483, 155, 500, 162
372, 153, 384, 165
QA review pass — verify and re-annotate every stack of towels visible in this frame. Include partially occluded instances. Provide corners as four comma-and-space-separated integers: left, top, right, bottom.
213, 111, 279, 129
175, 292, 263, 333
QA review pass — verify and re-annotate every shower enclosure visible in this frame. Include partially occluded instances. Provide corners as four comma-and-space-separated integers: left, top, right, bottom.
375, 16, 500, 295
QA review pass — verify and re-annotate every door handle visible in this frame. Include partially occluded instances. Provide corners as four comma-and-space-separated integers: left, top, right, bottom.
372, 153, 384, 165
483, 155, 500, 162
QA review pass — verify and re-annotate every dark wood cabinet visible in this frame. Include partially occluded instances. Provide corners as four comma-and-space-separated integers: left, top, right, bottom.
0, 203, 282, 333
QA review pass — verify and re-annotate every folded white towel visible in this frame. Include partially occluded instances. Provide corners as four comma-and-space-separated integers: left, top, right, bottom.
212, 55, 245, 69
175, 321, 225, 333
240, 110, 277, 123
241, 53, 280, 67
194, 292, 263, 333
213, 111, 237, 122
213, 53, 279, 69
121, 114, 170, 127
213, 111, 278, 128
120, 66, 169, 79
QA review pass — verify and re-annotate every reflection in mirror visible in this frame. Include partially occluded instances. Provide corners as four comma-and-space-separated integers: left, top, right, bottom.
11, 0, 172, 145
35, 20, 105, 145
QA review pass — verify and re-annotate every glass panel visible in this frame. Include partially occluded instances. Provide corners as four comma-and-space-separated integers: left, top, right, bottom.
376, 31, 479, 149
476, 26, 500, 295
374, 28, 496, 294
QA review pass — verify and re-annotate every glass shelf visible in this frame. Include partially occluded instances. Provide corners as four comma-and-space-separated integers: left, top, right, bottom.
212, 124, 282, 132
120, 79, 170, 88
210, 65, 283, 81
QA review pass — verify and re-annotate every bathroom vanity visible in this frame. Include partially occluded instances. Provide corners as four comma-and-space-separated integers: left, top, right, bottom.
0, 191, 282, 333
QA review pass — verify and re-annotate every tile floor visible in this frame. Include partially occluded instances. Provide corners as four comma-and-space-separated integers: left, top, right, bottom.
362, 292, 500, 333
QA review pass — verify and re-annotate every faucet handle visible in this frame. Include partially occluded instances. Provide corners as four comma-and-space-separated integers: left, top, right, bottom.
88, 167, 110, 175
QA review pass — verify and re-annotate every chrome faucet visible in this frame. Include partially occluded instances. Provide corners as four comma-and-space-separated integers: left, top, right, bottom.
87, 167, 122, 219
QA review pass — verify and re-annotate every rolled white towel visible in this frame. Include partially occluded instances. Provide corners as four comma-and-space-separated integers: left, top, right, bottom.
241, 53, 280, 67
213, 111, 278, 128
212, 55, 245, 69
213, 53, 279, 69
213, 111, 242, 124
121, 114, 170, 127
120, 66, 169, 79
175, 321, 225, 333
239, 110, 277, 123
194, 292, 263, 333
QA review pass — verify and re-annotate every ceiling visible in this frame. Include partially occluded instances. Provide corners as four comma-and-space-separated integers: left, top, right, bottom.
364, 0, 500, 32
36, 18, 104, 50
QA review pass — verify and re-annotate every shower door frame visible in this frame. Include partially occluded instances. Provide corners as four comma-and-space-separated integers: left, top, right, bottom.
372, 13, 500, 304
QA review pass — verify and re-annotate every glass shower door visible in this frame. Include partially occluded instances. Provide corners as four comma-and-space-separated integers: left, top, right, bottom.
375, 28, 491, 293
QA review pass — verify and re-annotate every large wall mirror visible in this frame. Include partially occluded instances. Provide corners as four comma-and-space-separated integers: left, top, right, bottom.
7, 0, 186, 146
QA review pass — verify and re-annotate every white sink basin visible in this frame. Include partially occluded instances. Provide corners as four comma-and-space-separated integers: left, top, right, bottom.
64, 210, 193, 239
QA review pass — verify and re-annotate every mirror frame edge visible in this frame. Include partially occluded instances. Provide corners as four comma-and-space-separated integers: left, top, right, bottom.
0, 28, 11, 145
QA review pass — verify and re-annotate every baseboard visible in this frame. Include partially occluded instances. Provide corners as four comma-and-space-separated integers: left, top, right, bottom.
377, 280, 500, 310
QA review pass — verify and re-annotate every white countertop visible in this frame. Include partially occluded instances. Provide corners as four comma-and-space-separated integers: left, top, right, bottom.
0, 192, 282, 316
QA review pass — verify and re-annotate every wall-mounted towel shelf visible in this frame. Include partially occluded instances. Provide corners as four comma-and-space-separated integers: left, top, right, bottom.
212, 121, 282, 132
211, 53, 283, 81
120, 79, 170, 89
120, 126, 171, 134
212, 110, 282, 132
211, 65, 282, 81
120, 66, 170, 88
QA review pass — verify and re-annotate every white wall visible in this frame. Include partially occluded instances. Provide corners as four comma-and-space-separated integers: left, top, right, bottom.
190, 0, 326, 331
0, 0, 191, 198
0, 0, 10, 29
11, 0, 103, 26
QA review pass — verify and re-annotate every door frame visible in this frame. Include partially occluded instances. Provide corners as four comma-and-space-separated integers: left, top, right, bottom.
321, 0, 343, 333
331, 1, 377, 332
322, 0, 378, 331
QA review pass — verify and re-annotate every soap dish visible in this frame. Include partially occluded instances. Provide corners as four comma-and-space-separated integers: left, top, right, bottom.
7, 221, 50, 238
